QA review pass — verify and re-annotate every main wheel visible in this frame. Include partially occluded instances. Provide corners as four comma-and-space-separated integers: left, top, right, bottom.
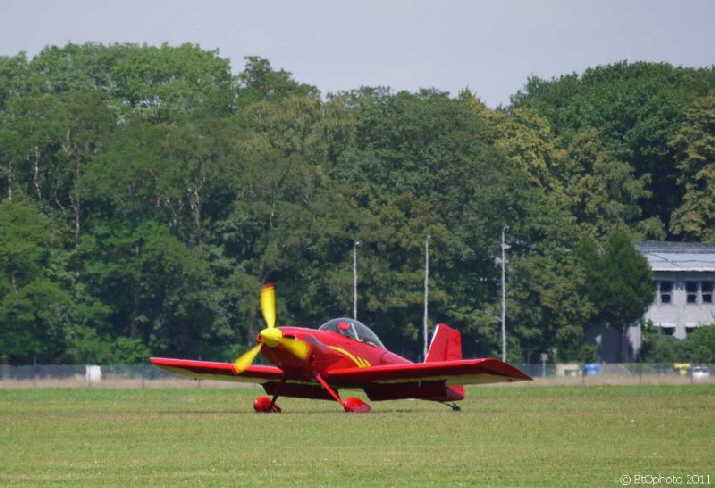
343, 397, 371, 413
254, 397, 282, 413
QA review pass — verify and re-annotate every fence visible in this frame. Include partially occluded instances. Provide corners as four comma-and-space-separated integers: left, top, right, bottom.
515, 362, 714, 385
0, 362, 712, 388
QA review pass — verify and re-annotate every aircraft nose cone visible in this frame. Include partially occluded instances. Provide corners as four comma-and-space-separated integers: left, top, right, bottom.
260, 327, 283, 348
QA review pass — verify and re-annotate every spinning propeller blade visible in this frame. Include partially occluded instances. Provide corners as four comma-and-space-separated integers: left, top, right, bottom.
234, 343, 262, 373
260, 283, 276, 328
281, 336, 310, 360
234, 283, 311, 374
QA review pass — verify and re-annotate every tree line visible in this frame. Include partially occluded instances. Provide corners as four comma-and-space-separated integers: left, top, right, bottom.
1, 43, 714, 365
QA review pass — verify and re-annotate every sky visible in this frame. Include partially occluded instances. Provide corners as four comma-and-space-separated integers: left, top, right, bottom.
1, 0, 714, 108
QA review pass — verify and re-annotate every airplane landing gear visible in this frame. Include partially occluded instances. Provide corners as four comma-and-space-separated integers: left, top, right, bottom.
313, 373, 372, 413
343, 397, 371, 413
441, 401, 462, 412
254, 397, 282, 413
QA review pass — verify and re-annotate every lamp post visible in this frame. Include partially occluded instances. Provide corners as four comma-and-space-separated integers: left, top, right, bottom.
353, 240, 360, 320
501, 226, 507, 362
423, 234, 431, 361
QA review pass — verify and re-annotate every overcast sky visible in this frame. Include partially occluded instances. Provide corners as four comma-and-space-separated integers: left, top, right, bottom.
1, 0, 714, 107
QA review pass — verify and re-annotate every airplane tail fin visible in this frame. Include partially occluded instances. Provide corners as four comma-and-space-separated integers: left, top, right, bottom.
426, 323, 465, 399
425, 323, 463, 363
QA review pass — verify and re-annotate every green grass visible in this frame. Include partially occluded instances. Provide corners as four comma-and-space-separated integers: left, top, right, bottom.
0, 385, 713, 487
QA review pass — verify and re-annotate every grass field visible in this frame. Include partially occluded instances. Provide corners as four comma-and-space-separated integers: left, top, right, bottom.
0, 385, 712, 487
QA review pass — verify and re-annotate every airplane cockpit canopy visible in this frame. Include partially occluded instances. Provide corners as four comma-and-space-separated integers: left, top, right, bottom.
318, 318, 384, 348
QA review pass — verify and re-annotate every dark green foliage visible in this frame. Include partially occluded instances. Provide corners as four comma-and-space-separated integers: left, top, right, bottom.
0, 44, 707, 364
577, 229, 654, 361
641, 323, 715, 363
686, 325, 715, 363
236, 56, 319, 108
579, 229, 654, 329
669, 91, 715, 241
0, 200, 84, 362
511, 61, 715, 235
640, 322, 688, 363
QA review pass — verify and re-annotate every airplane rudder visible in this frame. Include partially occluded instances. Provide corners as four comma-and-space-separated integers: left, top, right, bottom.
425, 323, 462, 362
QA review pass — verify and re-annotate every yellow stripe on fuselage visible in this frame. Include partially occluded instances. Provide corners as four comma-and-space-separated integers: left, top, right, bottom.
328, 346, 372, 368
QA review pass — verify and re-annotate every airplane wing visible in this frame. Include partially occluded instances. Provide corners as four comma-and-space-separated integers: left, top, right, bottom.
150, 356, 532, 402
325, 358, 531, 386
150, 357, 283, 384
323, 358, 531, 401
150, 357, 337, 400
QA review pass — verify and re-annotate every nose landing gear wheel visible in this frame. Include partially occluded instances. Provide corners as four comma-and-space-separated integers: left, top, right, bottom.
254, 397, 282, 413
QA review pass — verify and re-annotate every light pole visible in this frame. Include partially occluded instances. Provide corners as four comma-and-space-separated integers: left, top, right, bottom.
353, 240, 360, 320
423, 234, 431, 361
501, 226, 507, 362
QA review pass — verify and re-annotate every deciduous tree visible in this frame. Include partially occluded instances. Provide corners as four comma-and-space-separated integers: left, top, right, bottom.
669, 91, 715, 241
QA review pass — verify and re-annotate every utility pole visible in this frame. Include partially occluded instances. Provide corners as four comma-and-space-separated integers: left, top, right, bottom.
423, 234, 431, 361
353, 240, 359, 320
501, 226, 507, 362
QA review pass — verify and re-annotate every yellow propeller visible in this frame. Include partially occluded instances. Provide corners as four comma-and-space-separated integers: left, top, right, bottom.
234, 343, 262, 373
260, 282, 276, 328
234, 283, 311, 373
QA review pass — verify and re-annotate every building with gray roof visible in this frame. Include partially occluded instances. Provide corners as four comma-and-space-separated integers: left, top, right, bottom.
591, 242, 715, 362
635, 241, 715, 339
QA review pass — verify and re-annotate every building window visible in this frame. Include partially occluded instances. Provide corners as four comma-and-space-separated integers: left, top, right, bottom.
703, 281, 713, 304
658, 281, 673, 305
686, 281, 698, 304
685, 281, 714, 305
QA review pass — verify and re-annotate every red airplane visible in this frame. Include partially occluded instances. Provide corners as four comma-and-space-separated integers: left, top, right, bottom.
151, 283, 531, 413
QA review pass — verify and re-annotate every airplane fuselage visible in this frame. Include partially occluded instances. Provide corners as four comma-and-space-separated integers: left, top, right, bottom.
260, 326, 410, 381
